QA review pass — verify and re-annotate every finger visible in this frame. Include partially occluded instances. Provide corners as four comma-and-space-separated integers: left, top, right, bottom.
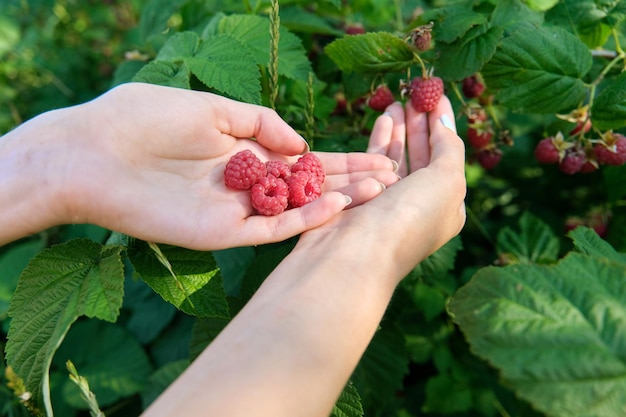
323, 170, 399, 192
385, 103, 408, 176
405, 101, 430, 172
367, 112, 393, 155
333, 177, 388, 208
426, 97, 465, 169
235, 191, 350, 245
313, 151, 398, 175
205, 93, 309, 156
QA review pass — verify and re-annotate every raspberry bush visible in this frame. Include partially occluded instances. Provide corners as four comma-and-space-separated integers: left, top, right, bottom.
2, 1, 626, 417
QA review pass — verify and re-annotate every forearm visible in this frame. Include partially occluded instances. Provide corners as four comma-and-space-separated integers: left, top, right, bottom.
143, 229, 399, 417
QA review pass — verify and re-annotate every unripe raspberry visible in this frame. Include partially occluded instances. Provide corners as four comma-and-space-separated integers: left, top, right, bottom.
410, 76, 444, 113
410, 22, 434, 51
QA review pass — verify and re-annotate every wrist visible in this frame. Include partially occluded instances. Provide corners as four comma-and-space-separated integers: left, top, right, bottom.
0, 108, 85, 244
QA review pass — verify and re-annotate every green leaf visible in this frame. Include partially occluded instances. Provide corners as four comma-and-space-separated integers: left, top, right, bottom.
415, 236, 463, 279
424, 7, 488, 44
217, 14, 313, 80
496, 211, 560, 264
5, 239, 125, 414
186, 34, 261, 104
132, 61, 191, 89
141, 359, 189, 409
324, 32, 416, 73
0, 239, 45, 320
568, 226, 626, 264
330, 381, 364, 417
422, 373, 472, 414
591, 72, 626, 130
127, 241, 229, 319
449, 252, 626, 417
524, 0, 559, 11
139, 0, 189, 42
280, 6, 344, 36
482, 26, 592, 113
412, 282, 446, 321
189, 316, 230, 361
435, 25, 503, 81
54, 320, 153, 408
490, 0, 544, 32
156, 31, 200, 61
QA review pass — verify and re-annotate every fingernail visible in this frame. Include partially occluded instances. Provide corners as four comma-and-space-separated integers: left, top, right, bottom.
344, 195, 352, 206
382, 111, 392, 117
379, 182, 387, 192
300, 136, 311, 155
391, 159, 399, 172
440, 114, 457, 133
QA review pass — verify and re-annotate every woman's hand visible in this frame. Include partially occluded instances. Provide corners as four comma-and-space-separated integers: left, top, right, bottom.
0, 83, 399, 249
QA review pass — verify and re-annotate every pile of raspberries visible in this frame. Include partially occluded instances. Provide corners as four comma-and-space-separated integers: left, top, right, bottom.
224, 150, 325, 216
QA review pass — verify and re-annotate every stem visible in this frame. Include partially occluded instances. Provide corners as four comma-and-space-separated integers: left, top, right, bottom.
269, 0, 280, 110
393, 0, 403, 31
305, 72, 316, 150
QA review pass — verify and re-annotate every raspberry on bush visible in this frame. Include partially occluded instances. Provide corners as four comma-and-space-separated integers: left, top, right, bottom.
410, 75, 444, 113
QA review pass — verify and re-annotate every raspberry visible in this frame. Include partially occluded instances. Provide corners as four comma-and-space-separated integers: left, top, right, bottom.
345, 23, 365, 35
224, 150, 267, 190
476, 147, 502, 170
410, 22, 434, 51
265, 160, 291, 180
410, 76, 444, 113
594, 133, 626, 166
534, 137, 560, 164
287, 171, 322, 208
559, 147, 585, 174
367, 85, 394, 112
250, 175, 289, 216
467, 120, 493, 149
291, 153, 325, 184
462, 74, 485, 99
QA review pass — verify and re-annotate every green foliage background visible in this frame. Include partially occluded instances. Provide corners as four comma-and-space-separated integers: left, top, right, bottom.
1, 1, 626, 417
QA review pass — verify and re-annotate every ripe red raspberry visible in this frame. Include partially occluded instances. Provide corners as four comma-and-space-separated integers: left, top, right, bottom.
475, 147, 502, 170
345, 23, 365, 35
534, 137, 561, 164
224, 150, 267, 190
367, 85, 395, 112
291, 153, 325, 184
559, 147, 585, 174
250, 175, 289, 216
462, 74, 485, 99
287, 171, 322, 208
265, 160, 291, 181
467, 120, 493, 149
410, 76, 444, 113
594, 133, 626, 166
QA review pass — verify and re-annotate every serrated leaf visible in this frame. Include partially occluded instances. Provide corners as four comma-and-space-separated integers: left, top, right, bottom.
496, 211, 560, 264
324, 32, 415, 73
424, 7, 488, 44
141, 359, 189, 409
185, 34, 261, 104
127, 241, 229, 319
482, 26, 592, 113
0, 239, 44, 319
591, 72, 626, 130
217, 14, 313, 80
490, 0, 544, 31
569, 226, 626, 264
352, 325, 408, 409
188, 316, 230, 361
55, 320, 153, 408
132, 61, 191, 89
418, 235, 463, 278
139, 0, 189, 42
5, 239, 125, 414
156, 31, 200, 61
331, 381, 364, 417
449, 252, 626, 417
435, 25, 503, 81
